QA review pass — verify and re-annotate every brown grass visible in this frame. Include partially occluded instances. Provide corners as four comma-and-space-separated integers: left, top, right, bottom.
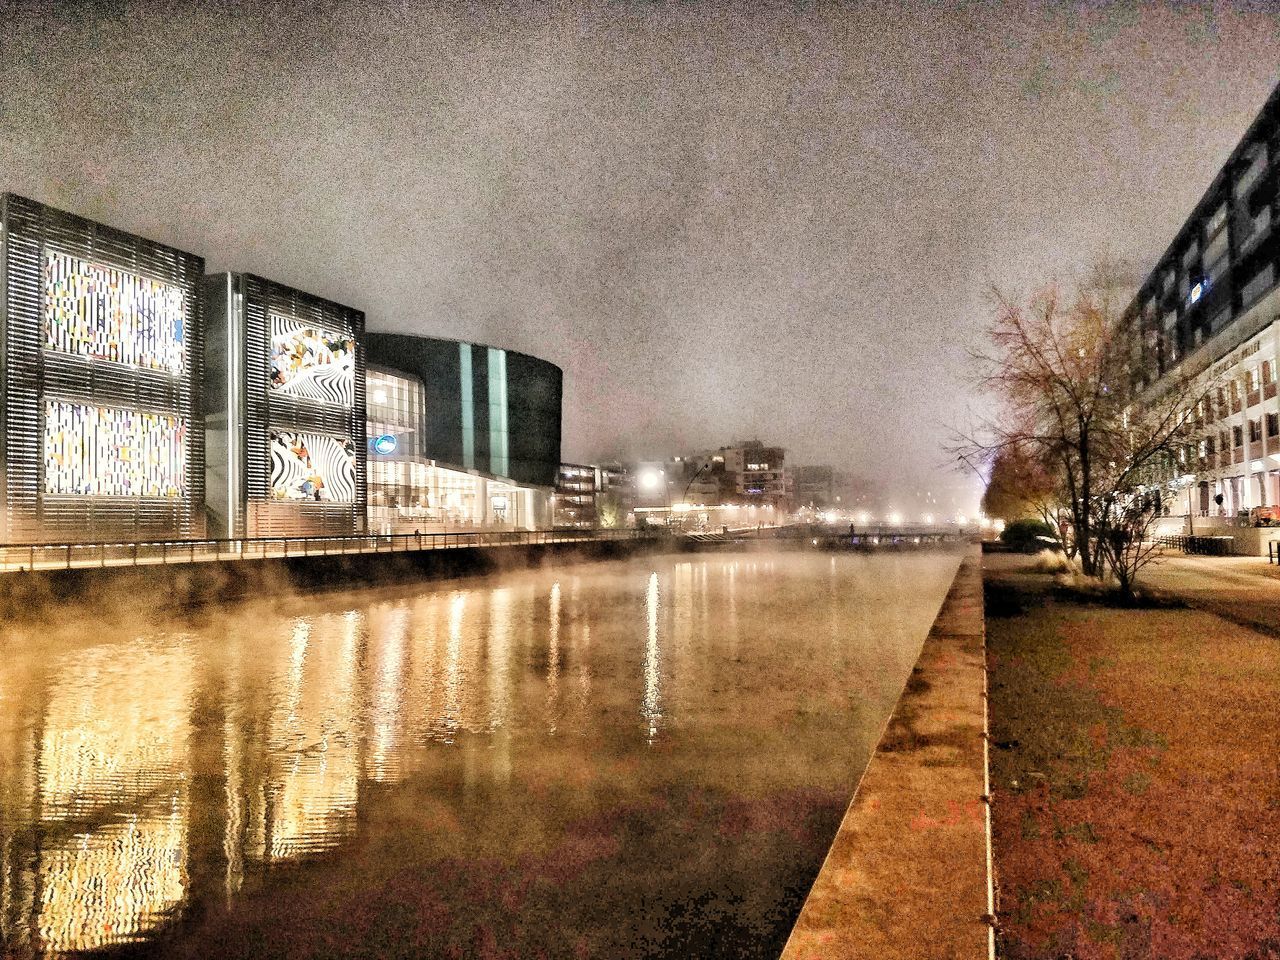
986, 564, 1280, 960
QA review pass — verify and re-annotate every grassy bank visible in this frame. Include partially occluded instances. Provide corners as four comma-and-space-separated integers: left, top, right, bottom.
984, 555, 1280, 960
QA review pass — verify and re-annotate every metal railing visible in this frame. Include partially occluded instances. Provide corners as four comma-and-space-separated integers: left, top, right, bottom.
1156, 534, 1235, 556
0, 527, 659, 574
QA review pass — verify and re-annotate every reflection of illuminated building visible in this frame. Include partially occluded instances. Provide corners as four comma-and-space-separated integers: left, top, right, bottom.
35, 640, 195, 953
203, 273, 367, 537
366, 364, 550, 532
222, 614, 363, 871
0, 193, 206, 542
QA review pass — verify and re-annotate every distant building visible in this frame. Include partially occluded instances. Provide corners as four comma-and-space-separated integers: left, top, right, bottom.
555, 463, 599, 528
720, 440, 790, 508
794, 465, 835, 508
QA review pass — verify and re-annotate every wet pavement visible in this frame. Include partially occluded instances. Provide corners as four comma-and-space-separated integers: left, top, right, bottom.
0, 548, 962, 959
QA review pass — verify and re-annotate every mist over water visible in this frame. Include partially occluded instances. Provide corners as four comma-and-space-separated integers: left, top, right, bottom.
0, 548, 961, 959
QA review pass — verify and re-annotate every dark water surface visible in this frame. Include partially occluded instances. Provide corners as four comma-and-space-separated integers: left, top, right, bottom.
0, 548, 962, 960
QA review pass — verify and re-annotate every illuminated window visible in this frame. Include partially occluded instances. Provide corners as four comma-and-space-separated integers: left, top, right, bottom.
43, 400, 186, 497
269, 432, 356, 502
269, 316, 355, 406
43, 251, 185, 373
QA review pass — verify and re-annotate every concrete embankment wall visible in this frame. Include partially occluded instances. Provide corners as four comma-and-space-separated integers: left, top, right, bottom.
782, 549, 992, 960
0, 539, 663, 623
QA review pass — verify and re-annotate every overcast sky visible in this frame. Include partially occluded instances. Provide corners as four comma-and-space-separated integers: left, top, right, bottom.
3, 0, 1279, 512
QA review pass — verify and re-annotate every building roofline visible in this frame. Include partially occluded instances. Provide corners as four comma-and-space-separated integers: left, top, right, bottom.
1128, 78, 1280, 314
365, 329, 563, 377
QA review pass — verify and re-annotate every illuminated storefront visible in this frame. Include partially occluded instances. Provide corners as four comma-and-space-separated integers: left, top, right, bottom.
203, 273, 367, 538
0, 193, 206, 542
366, 365, 550, 532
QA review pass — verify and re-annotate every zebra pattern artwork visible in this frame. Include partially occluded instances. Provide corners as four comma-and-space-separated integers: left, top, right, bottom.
269, 431, 356, 502
268, 315, 355, 407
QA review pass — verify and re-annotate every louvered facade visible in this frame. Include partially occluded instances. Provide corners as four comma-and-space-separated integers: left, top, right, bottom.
0, 193, 205, 543
204, 273, 367, 538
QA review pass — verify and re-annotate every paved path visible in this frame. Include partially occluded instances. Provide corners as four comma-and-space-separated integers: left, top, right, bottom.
1139, 552, 1280, 638
782, 550, 993, 960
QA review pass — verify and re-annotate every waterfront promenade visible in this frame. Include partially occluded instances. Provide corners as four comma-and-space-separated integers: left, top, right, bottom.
1139, 551, 1280, 638
0, 524, 967, 576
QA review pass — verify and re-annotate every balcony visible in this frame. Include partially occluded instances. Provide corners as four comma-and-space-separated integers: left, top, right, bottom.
1238, 206, 1272, 255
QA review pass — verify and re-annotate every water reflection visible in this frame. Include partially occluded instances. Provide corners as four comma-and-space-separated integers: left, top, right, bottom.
0, 549, 963, 960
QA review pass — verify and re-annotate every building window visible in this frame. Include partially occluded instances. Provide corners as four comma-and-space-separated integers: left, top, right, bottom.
1222, 429, 1232, 451
1207, 202, 1229, 237
1231, 380, 1240, 403
1250, 419, 1263, 443
1269, 412, 1280, 437
1247, 368, 1258, 393
1207, 435, 1216, 455
1242, 264, 1275, 308
1234, 425, 1244, 447
1234, 143, 1268, 199
1264, 360, 1274, 385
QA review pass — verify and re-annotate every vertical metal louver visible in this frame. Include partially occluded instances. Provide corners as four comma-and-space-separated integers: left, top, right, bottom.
1, 193, 205, 544
238, 274, 367, 538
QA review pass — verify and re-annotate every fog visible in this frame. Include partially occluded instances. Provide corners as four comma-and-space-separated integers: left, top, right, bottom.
2, 1, 1277, 507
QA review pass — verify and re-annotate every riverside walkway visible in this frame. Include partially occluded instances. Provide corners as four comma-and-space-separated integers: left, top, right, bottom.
0, 527, 656, 575
1141, 551, 1280, 639
0, 524, 969, 575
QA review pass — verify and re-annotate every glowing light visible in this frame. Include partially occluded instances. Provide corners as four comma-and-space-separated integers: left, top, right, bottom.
371, 434, 397, 455
639, 470, 662, 491
888, 512, 902, 525
371, 389, 388, 404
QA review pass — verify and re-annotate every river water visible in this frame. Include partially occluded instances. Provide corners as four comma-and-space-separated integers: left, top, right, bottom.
0, 547, 962, 960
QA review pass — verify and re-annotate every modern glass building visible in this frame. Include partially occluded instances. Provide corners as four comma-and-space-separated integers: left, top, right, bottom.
204, 273, 367, 538
0, 193, 206, 543
1127, 81, 1280, 516
365, 364, 550, 533
364, 333, 562, 489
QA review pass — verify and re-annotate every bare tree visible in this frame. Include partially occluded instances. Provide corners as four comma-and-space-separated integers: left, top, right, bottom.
961, 261, 1211, 594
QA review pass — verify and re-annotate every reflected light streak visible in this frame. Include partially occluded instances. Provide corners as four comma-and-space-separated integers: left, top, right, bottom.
36, 640, 194, 953
643, 572, 662, 742
547, 581, 561, 735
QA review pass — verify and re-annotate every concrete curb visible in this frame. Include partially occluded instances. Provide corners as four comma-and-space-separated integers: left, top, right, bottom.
781, 549, 990, 960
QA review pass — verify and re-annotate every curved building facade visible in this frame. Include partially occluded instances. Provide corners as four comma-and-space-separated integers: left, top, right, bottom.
364, 333, 562, 488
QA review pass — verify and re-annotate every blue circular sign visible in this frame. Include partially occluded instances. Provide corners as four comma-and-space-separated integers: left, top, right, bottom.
372, 434, 398, 455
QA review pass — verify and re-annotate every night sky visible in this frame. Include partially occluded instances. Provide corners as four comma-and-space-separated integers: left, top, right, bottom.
3, 1, 1279, 513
